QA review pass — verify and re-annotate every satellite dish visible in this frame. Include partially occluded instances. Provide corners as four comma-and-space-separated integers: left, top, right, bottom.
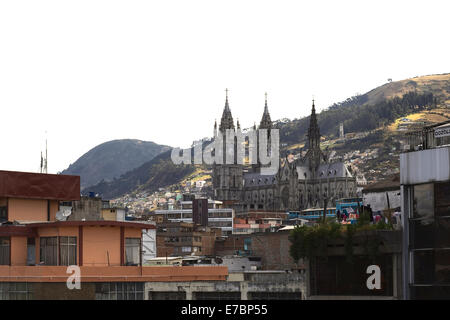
214, 257, 223, 264
55, 208, 72, 221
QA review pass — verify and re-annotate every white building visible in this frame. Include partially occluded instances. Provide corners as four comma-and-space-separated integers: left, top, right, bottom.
154, 200, 234, 235
401, 120, 450, 300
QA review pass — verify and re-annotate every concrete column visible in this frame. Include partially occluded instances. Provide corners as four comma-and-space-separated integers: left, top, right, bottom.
185, 288, 193, 300
240, 282, 248, 300
393, 253, 397, 299
305, 259, 311, 299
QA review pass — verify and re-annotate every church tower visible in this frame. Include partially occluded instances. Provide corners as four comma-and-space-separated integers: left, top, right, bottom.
212, 89, 243, 202
219, 90, 235, 132
305, 100, 325, 176
259, 92, 272, 131
253, 93, 273, 172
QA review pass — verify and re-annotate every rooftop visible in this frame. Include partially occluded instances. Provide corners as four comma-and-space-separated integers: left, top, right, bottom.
362, 174, 400, 193
0, 170, 80, 201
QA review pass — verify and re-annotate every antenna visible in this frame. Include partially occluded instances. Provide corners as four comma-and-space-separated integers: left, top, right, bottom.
40, 133, 48, 174
40, 152, 43, 173
45, 137, 48, 173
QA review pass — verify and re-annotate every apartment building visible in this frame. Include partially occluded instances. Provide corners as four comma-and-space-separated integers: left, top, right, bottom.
156, 221, 221, 257
0, 170, 227, 300
154, 200, 234, 235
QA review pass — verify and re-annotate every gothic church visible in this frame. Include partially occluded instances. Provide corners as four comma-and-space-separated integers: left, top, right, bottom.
212, 92, 357, 212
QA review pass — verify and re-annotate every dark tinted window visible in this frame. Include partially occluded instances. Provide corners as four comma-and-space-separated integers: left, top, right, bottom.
0, 237, 10, 265
413, 250, 435, 284
435, 249, 450, 284
409, 219, 435, 249
412, 184, 434, 219
436, 218, 450, 248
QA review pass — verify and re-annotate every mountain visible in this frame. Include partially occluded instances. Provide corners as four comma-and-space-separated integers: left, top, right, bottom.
83, 73, 450, 199
277, 73, 450, 147
83, 150, 196, 199
61, 139, 170, 189
363, 73, 450, 106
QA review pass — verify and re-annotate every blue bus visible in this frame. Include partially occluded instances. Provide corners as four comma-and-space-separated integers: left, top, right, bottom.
335, 197, 363, 215
287, 208, 336, 222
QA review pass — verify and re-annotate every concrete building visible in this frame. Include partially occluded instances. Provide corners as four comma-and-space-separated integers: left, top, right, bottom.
401, 120, 450, 299
66, 196, 103, 221
154, 205, 234, 235
101, 206, 126, 222
215, 230, 304, 271
146, 270, 305, 300
233, 211, 287, 234
156, 221, 221, 257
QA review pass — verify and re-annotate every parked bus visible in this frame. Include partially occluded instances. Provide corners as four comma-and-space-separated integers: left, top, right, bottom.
335, 197, 363, 214
287, 208, 336, 222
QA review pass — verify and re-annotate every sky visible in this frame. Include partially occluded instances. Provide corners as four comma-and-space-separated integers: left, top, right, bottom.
0, 0, 449, 174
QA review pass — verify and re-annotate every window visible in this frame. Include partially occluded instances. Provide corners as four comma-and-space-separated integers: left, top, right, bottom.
0, 282, 33, 300
436, 182, 450, 217
149, 291, 186, 300
95, 282, 144, 300
194, 291, 241, 300
0, 237, 10, 265
413, 250, 435, 284
125, 238, 141, 266
435, 249, 450, 283
0, 206, 7, 222
0, 198, 7, 222
412, 184, 434, 220
59, 236, 77, 266
39, 237, 58, 265
409, 219, 434, 249
249, 292, 302, 300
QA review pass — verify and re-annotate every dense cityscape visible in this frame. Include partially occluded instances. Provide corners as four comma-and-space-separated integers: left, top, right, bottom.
1, 1, 449, 313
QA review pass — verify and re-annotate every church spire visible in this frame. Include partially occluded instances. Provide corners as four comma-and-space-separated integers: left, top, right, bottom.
306, 98, 323, 172
219, 88, 235, 132
224, 88, 230, 111
213, 119, 217, 137
259, 92, 272, 130
307, 99, 320, 149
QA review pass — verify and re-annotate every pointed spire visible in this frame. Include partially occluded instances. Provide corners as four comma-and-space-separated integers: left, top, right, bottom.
213, 119, 217, 137
308, 98, 320, 144
306, 98, 322, 171
259, 92, 272, 130
237, 118, 240, 130
225, 88, 230, 111
219, 88, 235, 132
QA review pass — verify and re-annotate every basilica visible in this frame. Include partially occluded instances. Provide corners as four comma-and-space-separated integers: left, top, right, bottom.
212, 92, 357, 212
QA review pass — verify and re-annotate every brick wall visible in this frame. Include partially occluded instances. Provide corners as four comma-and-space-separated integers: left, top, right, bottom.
250, 232, 304, 270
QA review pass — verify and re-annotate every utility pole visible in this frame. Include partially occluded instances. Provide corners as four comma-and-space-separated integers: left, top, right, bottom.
323, 195, 328, 224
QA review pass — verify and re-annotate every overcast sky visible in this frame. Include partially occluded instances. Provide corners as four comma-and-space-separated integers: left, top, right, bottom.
1, 0, 449, 174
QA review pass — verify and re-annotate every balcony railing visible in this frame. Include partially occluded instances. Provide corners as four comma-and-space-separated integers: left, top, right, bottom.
404, 120, 450, 152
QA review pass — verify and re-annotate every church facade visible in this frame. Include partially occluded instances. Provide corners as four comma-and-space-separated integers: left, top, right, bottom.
212, 92, 357, 212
